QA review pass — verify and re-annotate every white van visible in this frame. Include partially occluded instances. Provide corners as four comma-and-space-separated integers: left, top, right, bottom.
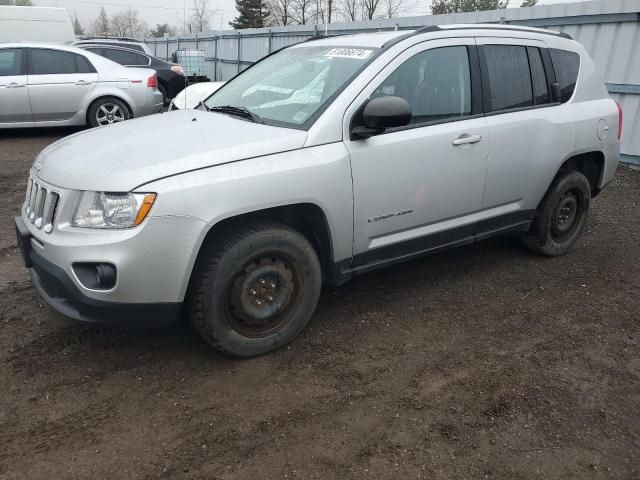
0, 6, 74, 44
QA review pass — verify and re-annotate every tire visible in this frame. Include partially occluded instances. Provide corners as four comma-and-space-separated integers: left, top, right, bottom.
87, 97, 130, 128
189, 222, 322, 357
158, 83, 169, 106
521, 170, 591, 256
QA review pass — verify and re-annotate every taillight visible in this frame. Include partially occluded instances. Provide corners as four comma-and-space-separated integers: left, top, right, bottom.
170, 65, 184, 75
147, 74, 157, 88
615, 100, 623, 140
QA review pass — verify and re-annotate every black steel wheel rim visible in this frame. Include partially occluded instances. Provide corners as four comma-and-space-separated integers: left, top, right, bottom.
225, 253, 302, 338
551, 189, 581, 242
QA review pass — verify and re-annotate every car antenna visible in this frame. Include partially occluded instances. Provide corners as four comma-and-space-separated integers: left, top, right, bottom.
185, 62, 197, 122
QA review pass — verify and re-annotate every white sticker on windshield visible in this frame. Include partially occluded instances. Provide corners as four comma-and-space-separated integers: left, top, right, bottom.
325, 48, 373, 60
292, 111, 308, 123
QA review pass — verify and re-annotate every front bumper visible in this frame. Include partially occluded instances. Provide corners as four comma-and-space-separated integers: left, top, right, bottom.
15, 212, 206, 327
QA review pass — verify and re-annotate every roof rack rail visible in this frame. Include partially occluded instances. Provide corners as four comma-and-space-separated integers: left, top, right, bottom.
381, 24, 572, 49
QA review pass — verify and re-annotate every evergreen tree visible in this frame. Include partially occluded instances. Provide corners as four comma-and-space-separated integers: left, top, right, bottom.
520, 0, 538, 7
14, 0, 34, 5
95, 7, 109, 35
231, 0, 270, 29
431, 0, 509, 14
73, 16, 84, 35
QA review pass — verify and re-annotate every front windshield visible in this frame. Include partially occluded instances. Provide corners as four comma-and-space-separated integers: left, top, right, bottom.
205, 46, 378, 128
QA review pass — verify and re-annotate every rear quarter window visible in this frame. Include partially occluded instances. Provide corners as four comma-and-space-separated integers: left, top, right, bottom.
550, 49, 580, 103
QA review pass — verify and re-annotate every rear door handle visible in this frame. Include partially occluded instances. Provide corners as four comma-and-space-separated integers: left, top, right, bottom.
75, 80, 91, 86
6, 82, 25, 88
452, 134, 482, 146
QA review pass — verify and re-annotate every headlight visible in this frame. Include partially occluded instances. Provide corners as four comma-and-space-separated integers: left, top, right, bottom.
72, 192, 156, 229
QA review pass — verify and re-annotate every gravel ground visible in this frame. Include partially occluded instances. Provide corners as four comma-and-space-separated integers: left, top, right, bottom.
0, 128, 639, 480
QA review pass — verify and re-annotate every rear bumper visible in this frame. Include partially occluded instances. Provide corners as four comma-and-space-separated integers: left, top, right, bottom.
16, 216, 183, 328
134, 89, 164, 117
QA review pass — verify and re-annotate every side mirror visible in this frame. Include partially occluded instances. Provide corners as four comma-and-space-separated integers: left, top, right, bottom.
551, 82, 562, 103
351, 96, 412, 140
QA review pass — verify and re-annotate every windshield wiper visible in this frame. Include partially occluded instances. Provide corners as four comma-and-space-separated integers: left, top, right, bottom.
207, 105, 262, 123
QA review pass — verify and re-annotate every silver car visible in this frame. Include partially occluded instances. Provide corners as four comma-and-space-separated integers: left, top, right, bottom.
0, 43, 163, 128
16, 25, 620, 357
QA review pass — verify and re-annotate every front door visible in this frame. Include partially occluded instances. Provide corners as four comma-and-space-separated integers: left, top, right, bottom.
0, 48, 32, 123
344, 39, 489, 267
27, 48, 98, 122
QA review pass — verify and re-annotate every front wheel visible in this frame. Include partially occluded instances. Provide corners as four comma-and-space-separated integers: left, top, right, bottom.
522, 170, 591, 256
189, 222, 322, 357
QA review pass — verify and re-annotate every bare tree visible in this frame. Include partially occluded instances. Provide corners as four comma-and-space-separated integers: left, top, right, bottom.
383, 0, 403, 17
191, 0, 214, 32
361, 0, 381, 19
291, 0, 313, 24
110, 8, 147, 38
340, 0, 359, 21
266, 0, 293, 25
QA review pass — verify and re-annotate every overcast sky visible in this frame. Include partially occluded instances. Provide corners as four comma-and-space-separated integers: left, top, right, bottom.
32, 0, 587, 35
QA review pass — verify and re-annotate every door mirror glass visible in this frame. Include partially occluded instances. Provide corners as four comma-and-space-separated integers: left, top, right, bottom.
352, 96, 411, 139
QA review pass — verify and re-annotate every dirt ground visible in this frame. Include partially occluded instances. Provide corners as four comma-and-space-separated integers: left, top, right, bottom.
0, 129, 639, 480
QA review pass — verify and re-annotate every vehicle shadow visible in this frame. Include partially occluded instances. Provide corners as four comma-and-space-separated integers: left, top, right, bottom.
7, 233, 531, 380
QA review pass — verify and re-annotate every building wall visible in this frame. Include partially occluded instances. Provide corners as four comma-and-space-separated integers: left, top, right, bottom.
146, 0, 640, 163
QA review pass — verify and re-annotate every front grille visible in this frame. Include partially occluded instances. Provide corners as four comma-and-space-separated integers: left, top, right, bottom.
25, 177, 60, 234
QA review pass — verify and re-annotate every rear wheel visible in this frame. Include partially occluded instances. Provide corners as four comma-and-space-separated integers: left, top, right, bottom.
522, 170, 591, 256
88, 97, 130, 128
158, 83, 169, 106
189, 222, 322, 357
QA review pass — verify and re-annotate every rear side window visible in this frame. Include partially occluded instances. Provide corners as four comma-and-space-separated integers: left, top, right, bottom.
29, 49, 95, 75
484, 45, 533, 112
550, 49, 580, 103
0, 48, 23, 76
527, 47, 549, 105
101, 48, 149, 66
374, 46, 472, 125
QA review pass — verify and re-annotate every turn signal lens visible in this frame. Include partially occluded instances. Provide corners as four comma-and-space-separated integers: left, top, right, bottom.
134, 193, 156, 226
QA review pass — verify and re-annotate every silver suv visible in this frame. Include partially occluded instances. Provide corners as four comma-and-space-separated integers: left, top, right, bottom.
15, 25, 620, 357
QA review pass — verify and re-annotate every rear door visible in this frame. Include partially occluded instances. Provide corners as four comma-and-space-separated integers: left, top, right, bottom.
476, 38, 573, 214
0, 48, 32, 123
27, 48, 98, 122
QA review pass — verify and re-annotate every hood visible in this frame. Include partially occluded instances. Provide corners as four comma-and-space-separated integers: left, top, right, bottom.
36, 109, 308, 191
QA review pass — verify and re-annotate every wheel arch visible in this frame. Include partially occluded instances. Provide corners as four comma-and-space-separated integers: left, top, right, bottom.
556, 151, 605, 197
85, 95, 134, 125
190, 203, 337, 288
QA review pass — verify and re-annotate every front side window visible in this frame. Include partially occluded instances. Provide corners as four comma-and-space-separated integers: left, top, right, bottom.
29, 49, 95, 75
484, 45, 533, 112
550, 49, 580, 103
205, 46, 377, 128
373, 46, 472, 125
0, 49, 23, 76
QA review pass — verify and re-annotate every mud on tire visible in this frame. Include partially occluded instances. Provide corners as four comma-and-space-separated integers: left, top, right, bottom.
522, 170, 592, 256
188, 222, 322, 357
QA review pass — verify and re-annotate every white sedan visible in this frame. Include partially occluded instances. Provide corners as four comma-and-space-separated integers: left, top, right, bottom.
169, 81, 225, 110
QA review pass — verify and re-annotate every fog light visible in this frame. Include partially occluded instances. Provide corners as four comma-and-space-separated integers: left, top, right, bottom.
73, 263, 117, 290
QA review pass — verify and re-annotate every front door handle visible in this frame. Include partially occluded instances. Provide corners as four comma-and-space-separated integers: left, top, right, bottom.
452, 134, 482, 146
6, 82, 25, 88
